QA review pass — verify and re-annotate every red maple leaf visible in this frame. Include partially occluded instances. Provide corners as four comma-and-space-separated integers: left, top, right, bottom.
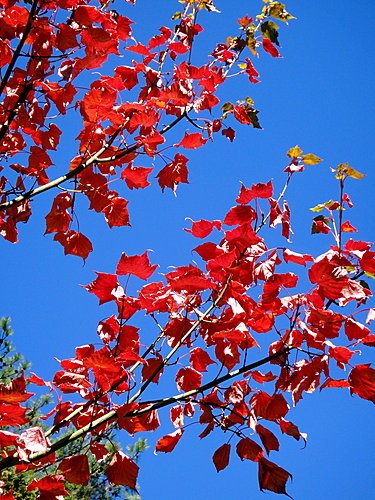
236, 181, 273, 204
83, 272, 122, 304
116, 251, 158, 280
348, 364, 375, 403
176, 367, 202, 391
156, 153, 189, 192
258, 458, 292, 497
54, 230, 93, 260
184, 218, 222, 238
106, 451, 139, 489
59, 455, 90, 485
155, 429, 184, 453
236, 437, 263, 462
176, 132, 207, 149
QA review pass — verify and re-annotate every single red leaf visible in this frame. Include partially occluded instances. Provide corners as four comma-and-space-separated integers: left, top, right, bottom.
223, 205, 256, 226
213, 443, 231, 472
233, 105, 251, 125
184, 219, 222, 238
27, 474, 68, 495
251, 370, 277, 383
329, 345, 356, 368
251, 392, 289, 421
258, 458, 292, 497
121, 165, 153, 189
54, 230, 93, 260
222, 127, 235, 142
236, 181, 273, 204
141, 354, 164, 383
59, 455, 90, 485
262, 38, 281, 57
83, 272, 122, 304
176, 132, 207, 149
190, 347, 216, 372
341, 221, 358, 232
156, 153, 189, 192
116, 251, 158, 280
345, 317, 370, 341
348, 364, 375, 403
236, 437, 263, 462
279, 419, 305, 441
283, 249, 314, 266
176, 367, 202, 391
256, 424, 279, 454
0, 430, 19, 447
155, 429, 184, 453
103, 196, 130, 228
106, 451, 139, 489
321, 377, 350, 389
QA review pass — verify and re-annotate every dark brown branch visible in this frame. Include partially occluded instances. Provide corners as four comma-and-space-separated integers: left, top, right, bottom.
0, 347, 289, 471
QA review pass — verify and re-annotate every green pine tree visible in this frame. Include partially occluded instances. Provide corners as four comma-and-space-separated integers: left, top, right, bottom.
0, 318, 146, 499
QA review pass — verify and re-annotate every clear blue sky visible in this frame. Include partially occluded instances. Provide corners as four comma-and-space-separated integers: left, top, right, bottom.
1, 1, 374, 498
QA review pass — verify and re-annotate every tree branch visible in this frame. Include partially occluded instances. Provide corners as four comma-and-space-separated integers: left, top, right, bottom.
0, 347, 288, 471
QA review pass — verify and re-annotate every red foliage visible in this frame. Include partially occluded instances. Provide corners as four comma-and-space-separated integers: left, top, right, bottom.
0, 0, 373, 498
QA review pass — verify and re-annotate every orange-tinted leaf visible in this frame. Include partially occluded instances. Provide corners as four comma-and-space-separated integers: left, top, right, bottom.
341, 221, 357, 232
0, 374, 33, 404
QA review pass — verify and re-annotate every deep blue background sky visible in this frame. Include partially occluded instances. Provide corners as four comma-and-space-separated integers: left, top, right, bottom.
1, 1, 375, 498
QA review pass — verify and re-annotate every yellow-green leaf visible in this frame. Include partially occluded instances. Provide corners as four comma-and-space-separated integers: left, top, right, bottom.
310, 200, 340, 212
335, 163, 365, 180
287, 145, 303, 158
264, 2, 296, 22
301, 153, 322, 165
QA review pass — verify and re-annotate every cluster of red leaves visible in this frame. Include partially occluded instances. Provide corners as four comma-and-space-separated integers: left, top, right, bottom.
0, 0, 293, 254
1, 168, 374, 497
